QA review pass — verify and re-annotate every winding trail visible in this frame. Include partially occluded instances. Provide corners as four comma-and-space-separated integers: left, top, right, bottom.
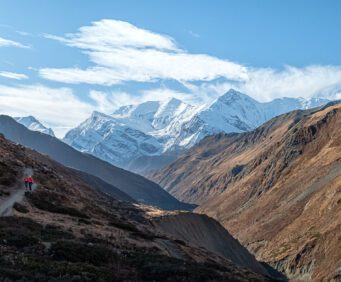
0, 168, 36, 216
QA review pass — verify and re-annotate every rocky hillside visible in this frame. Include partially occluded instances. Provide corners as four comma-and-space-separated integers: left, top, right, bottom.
0, 134, 277, 281
151, 102, 341, 280
0, 115, 193, 211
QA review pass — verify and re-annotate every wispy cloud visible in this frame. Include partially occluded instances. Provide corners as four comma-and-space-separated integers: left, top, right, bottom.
40, 19, 341, 102
44, 19, 178, 51
238, 65, 341, 101
0, 71, 28, 80
0, 36, 30, 48
41, 19, 247, 85
187, 30, 200, 38
90, 88, 196, 112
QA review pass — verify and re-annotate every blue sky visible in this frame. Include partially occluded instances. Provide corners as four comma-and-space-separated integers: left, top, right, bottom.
0, 0, 341, 136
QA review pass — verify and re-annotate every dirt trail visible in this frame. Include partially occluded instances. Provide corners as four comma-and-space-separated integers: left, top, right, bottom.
0, 167, 36, 216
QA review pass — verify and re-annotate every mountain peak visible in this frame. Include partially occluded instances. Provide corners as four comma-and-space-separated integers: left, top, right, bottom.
91, 110, 109, 118
225, 88, 242, 95
16, 115, 38, 123
165, 97, 182, 105
211, 89, 258, 108
14, 116, 55, 137
218, 89, 257, 102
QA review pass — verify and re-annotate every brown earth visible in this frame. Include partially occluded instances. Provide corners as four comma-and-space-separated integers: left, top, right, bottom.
0, 134, 278, 281
150, 103, 341, 281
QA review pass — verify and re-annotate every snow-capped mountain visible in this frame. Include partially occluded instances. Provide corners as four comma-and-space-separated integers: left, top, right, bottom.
63, 89, 331, 172
14, 116, 55, 137
64, 111, 163, 167
172, 91, 332, 149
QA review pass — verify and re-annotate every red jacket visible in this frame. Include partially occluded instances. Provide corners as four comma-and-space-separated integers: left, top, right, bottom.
27, 177, 33, 183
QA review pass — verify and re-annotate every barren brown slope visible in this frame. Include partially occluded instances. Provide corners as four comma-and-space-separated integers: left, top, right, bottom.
0, 135, 277, 281
151, 103, 341, 280
151, 212, 271, 276
150, 108, 312, 205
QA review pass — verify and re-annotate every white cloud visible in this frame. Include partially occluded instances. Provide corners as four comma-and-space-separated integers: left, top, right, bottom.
237, 65, 341, 101
37, 18, 341, 104
140, 88, 198, 104
182, 81, 235, 104
40, 67, 122, 86
0, 71, 28, 80
0, 36, 30, 48
90, 88, 194, 112
41, 19, 247, 85
89, 90, 121, 113
40, 48, 246, 85
180, 65, 341, 103
45, 19, 178, 51
0, 84, 93, 137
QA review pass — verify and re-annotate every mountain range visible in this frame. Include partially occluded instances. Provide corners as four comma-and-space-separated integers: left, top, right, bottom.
62, 89, 330, 173
150, 101, 341, 280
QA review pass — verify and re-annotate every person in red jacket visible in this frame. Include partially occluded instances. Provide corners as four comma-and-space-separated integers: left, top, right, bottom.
27, 176, 34, 191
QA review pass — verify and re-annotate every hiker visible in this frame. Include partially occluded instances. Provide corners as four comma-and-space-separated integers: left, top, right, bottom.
24, 177, 29, 191
27, 176, 34, 191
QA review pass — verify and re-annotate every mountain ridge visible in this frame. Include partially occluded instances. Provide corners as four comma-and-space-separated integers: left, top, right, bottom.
63, 89, 331, 173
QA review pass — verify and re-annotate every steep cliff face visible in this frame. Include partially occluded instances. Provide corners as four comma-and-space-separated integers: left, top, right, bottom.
0, 135, 277, 281
151, 103, 341, 280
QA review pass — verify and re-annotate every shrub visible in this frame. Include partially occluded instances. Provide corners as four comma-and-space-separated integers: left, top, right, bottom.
0, 227, 39, 248
126, 252, 222, 281
27, 190, 89, 219
50, 240, 117, 266
41, 225, 75, 241
108, 218, 139, 232
78, 218, 91, 225
13, 202, 29, 213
